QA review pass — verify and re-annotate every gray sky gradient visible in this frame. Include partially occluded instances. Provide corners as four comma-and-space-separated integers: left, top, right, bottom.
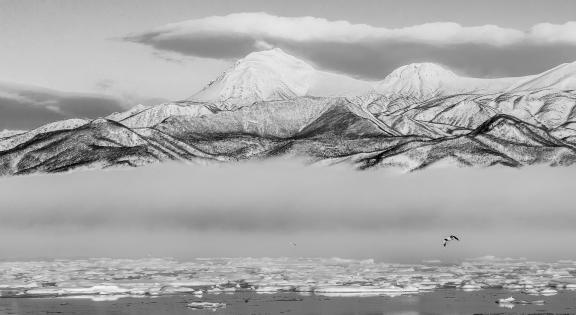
1, 1, 575, 263
0, 0, 575, 104
0, 161, 575, 262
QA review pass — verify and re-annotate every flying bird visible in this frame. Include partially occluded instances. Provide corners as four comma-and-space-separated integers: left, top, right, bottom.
443, 235, 461, 247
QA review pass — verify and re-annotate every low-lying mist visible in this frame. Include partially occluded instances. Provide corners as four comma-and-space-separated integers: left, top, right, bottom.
0, 161, 573, 262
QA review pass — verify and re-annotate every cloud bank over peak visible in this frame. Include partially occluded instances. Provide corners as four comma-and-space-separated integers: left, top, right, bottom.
126, 13, 576, 79
127, 12, 576, 48
131, 13, 527, 47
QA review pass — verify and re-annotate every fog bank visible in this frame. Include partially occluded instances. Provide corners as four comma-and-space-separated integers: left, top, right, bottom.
0, 161, 573, 262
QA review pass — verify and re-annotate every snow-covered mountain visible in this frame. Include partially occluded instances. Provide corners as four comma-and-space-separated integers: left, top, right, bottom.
2, 49, 576, 176
374, 63, 523, 98
189, 49, 576, 104
508, 62, 576, 92
106, 102, 215, 128
375, 61, 576, 98
188, 48, 375, 108
375, 63, 458, 98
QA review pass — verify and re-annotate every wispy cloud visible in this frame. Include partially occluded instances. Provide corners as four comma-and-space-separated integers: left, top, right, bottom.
126, 13, 576, 79
0, 82, 127, 130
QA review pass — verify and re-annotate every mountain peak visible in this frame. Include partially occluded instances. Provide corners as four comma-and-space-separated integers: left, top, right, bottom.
243, 47, 290, 58
188, 49, 315, 107
239, 48, 313, 70
188, 49, 373, 107
386, 63, 457, 80
375, 63, 458, 98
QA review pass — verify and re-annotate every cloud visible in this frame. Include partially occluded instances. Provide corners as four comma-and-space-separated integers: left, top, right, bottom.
128, 13, 576, 48
126, 13, 576, 79
128, 13, 528, 47
0, 82, 127, 130
530, 21, 576, 45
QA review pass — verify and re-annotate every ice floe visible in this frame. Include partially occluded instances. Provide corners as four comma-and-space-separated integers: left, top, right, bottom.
496, 296, 546, 309
186, 301, 226, 311
0, 257, 574, 300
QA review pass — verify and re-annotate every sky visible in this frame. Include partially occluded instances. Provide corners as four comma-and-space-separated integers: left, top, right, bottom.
1, 0, 576, 129
1, 0, 575, 263
0, 161, 575, 262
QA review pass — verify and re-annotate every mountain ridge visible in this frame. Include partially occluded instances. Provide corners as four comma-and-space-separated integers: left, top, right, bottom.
2, 50, 576, 175
187, 49, 576, 104
188, 48, 375, 108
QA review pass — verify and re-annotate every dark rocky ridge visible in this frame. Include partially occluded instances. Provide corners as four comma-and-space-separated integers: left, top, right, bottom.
2, 91, 576, 176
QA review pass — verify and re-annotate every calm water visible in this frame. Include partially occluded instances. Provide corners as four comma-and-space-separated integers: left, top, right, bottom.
1, 290, 576, 315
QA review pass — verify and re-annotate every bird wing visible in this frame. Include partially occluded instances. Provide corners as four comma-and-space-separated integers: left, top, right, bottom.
451, 235, 460, 241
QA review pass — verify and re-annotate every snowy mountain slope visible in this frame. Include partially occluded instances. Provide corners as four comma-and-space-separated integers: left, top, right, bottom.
351, 115, 576, 171
374, 63, 530, 98
106, 104, 149, 122
156, 97, 397, 139
187, 49, 576, 106
188, 48, 374, 108
294, 103, 394, 138
107, 102, 215, 128
2, 50, 576, 175
0, 119, 159, 175
374, 61, 576, 99
378, 115, 449, 138
108, 50, 576, 133
3, 94, 576, 176
409, 95, 501, 130
185, 49, 576, 110
375, 63, 458, 98
159, 97, 334, 138
0, 129, 26, 139
374, 90, 576, 136
0, 118, 89, 151
508, 61, 576, 93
